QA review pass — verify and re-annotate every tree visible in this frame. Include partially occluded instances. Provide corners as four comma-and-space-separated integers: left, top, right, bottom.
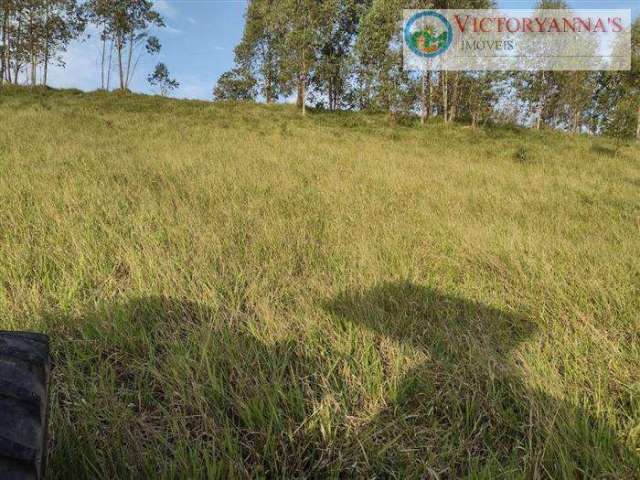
0, 0, 12, 86
355, 0, 493, 121
93, 0, 163, 91
310, 0, 367, 110
222, 0, 638, 137
147, 62, 178, 96
87, 0, 114, 90
273, 0, 336, 115
213, 67, 257, 101
513, 0, 571, 131
0, 0, 84, 87
3, 0, 28, 84
233, 0, 286, 104
558, 71, 597, 133
40, 0, 85, 86
593, 18, 640, 140
355, 0, 409, 114
231, 0, 369, 110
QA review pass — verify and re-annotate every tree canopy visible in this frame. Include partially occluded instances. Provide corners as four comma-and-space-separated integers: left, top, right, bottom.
214, 0, 640, 139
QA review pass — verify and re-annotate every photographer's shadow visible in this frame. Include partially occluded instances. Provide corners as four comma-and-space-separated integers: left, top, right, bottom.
43, 296, 323, 478
42, 287, 638, 478
326, 281, 637, 477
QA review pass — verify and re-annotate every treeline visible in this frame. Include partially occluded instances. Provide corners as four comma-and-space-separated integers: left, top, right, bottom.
0, 0, 84, 87
0, 0, 166, 92
215, 0, 640, 140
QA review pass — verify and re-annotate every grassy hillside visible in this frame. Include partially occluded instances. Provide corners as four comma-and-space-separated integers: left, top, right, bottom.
1, 87, 639, 478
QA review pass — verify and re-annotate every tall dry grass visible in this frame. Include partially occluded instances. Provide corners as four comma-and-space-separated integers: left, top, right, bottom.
1, 87, 639, 478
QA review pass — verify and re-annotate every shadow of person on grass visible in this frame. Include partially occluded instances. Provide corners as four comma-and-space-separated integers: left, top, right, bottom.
42, 296, 328, 479
40, 288, 638, 479
326, 281, 639, 478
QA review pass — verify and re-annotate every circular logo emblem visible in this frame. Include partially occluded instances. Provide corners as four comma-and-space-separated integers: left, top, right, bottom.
404, 11, 453, 58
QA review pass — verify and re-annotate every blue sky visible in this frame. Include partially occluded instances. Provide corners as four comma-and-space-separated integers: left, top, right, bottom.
47, 0, 639, 100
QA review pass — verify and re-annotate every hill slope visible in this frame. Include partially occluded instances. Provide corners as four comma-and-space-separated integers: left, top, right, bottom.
1, 88, 639, 478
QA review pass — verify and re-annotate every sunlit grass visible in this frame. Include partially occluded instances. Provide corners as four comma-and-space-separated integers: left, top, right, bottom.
1, 86, 639, 478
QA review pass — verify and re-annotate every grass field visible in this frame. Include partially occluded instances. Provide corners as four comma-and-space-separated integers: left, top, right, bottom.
1, 86, 639, 478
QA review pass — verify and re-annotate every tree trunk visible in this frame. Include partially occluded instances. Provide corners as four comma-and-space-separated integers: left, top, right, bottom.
535, 100, 543, 130
42, 4, 51, 86
13, 59, 19, 85
427, 72, 432, 120
302, 86, 306, 116
420, 72, 427, 125
536, 72, 546, 130
100, 29, 107, 90
107, 38, 113, 90
442, 70, 448, 124
42, 33, 49, 86
449, 73, 460, 122
296, 75, 304, 109
31, 55, 36, 86
301, 74, 306, 117
6, 34, 11, 82
265, 70, 274, 104
363, 66, 372, 110
124, 31, 134, 89
43, 54, 48, 86
5, 44, 10, 83
12, 15, 23, 85
117, 36, 124, 90
0, 4, 8, 88
5, 15, 12, 85
29, 10, 36, 87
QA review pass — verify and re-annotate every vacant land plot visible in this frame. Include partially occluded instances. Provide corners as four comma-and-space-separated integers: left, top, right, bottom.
1, 88, 639, 478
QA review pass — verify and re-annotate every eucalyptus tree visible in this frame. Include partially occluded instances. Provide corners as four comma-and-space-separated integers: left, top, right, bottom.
355, 0, 407, 112
0, 0, 84, 87
272, 0, 337, 115
233, 0, 287, 103
40, 0, 85, 86
147, 62, 178, 96
223, 0, 637, 137
311, 0, 369, 110
95, 0, 163, 91
213, 67, 257, 101
512, 0, 567, 130
20, 0, 41, 85
87, 0, 114, 90
592, 18, 640, 140
230, 0, 368, 110
355, 0, 494, 120
0, 0, 36, 85
6, 1, 26, 84
0, 0, 12, 85
614, 17, 639, 140
456, 72, 497, 127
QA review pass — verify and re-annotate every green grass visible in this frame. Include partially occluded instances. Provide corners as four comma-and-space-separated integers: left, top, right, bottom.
1, 86, 639, 478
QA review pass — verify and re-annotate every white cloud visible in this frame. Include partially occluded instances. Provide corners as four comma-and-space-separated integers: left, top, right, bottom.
154, 0, 179, 20
165, 25, 183, 35
186, 17, 197, 24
